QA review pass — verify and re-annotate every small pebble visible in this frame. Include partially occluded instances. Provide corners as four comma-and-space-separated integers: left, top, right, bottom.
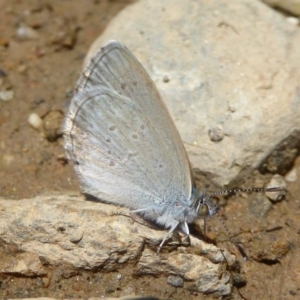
163, 75, 170, 83
265, 174, 287, 201
232, 273, 247, 288
0, 90, 14, 101
167, 275, 184, 287
286, 17, 299, 26
69, 229, 83, 243
0, 69, 7, 77
208, 126, 224, 142
17, 25, 39, 40
0, 38, 9, 48
28, 113, 42, 129
33, 97, 45, 105
285, 167, 297, 182
43, 110, 64, 141
17, 64, 27, 74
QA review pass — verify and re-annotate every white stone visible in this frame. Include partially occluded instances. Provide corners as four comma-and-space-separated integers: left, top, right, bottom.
17, 25, 39, 40
28, 113, 42, 129
0, 90, 14, 101
84, 0, 300, 187
286, 16, 300, 25
285, 167, 297, 182
266, 174, 287, 201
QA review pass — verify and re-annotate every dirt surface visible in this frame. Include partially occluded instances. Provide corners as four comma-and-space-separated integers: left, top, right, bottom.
0, 1, 299, 299
0, 0, 137, 199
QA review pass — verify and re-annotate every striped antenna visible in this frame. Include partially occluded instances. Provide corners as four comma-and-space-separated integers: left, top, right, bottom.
207, 186, 286, 197
207, 186, 286, 260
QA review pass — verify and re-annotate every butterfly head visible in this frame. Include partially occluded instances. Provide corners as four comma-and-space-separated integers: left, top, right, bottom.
192, 189, 219, 218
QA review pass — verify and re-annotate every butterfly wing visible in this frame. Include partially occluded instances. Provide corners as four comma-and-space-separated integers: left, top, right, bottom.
64, 40, 193, 213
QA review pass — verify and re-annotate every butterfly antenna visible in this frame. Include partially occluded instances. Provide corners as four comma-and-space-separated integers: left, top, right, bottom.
207, 186, 286, 199
207, 186, 286, 260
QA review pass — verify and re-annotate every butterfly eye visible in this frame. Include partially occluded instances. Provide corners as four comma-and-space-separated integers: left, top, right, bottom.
197, 204, 209, 217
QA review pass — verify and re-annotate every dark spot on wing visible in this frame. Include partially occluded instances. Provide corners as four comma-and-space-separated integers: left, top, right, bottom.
109, 161, 115, 166
106, 138, 111, 143
132, 134, 138, 140
133, 81, 137, 86
121, 83, 126, 89
109, 125, 116, 131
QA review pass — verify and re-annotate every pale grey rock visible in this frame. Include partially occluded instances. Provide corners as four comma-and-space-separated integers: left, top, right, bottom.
284, 167, 297, 182
84, 0, 300, 187
266, 174, 287, 201
286, 16, 300, 25
208, 126, 224, 142
167, 275, 184, 287
16, 25, 39, 40
0, 194, 236, 296
261, 0, 300, 16
0, 90, 14, 101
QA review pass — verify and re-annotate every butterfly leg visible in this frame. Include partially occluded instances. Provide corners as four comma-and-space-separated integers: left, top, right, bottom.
181, 222, 191, 246
157, 222, 179, 253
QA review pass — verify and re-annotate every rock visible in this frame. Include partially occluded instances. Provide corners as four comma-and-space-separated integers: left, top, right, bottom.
265, 174, 287, 201
0, 252, 47, 277
167, 275, 184, 287
83, 0, 300, 187
284, 167, 297, 182
0, 90, 14, 101
0, 194, 236, 297
16, 25, 39, 40
42, 110, 64, 141
208, 126, 224, 142
0, 68, 7, 77
49, 17, 79, 49
137, 249, 232, 296
286, 16, 300, 25
28, 112, 43, 129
